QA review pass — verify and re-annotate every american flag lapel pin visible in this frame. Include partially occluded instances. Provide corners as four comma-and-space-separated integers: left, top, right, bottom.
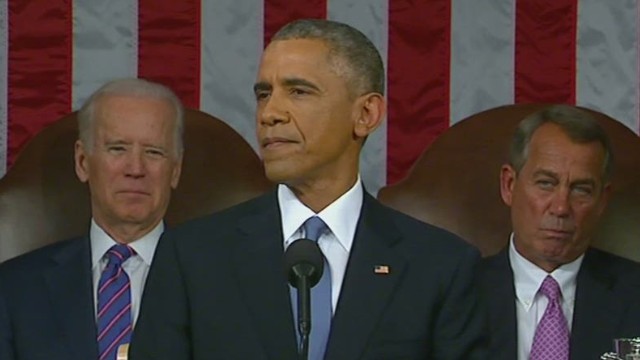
374, 265, 390, 274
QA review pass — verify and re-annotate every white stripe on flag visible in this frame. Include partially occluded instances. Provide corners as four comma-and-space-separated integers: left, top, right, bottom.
200, 0, 263, 152
576, 0, 640, 134
72, 0, 139, 110
450, 0, 515, 125
328, 0, 389, 194
0, 0, 7, 176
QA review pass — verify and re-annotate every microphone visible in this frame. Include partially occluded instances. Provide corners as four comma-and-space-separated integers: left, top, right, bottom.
284, 239, 324, 359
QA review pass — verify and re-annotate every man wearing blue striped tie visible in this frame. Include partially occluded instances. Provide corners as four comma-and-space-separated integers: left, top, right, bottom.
0, 78, 184, 360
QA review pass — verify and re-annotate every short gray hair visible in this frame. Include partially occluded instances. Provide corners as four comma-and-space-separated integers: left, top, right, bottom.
77, 78, 184, 155
271, 19, 385, 96
509, 104, 613, 182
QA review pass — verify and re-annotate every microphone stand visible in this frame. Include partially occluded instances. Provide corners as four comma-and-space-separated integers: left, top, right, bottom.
285, 238, 323, 360
296, 274, 311, 360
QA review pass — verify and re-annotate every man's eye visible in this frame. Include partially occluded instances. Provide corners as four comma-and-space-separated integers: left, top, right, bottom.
536, 180, 554, 189
146, 149, 166, 157
291, 88, 308, 96
572, 186, 593, 196
255, 91, 270, 101
107, 146, 126, 153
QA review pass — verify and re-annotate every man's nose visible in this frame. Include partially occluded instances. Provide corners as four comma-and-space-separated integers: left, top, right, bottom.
549, 188, 571, 217
124, 150, 146, 178
259, 92, 289, 126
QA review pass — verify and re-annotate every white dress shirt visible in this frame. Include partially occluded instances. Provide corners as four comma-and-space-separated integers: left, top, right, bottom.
278, 178, 363, 313
90, 219, 162, 327
509, 235, 583, 360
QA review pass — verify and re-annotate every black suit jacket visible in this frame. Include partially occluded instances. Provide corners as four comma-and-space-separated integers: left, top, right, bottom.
130, 191, 488, 359
480, 246, 640, 359
0, 237, 99, 360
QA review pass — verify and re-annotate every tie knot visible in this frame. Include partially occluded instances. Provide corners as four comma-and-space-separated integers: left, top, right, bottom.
303, 216, 328, 242
105, 244, 135, 266
539, 275, 562, 301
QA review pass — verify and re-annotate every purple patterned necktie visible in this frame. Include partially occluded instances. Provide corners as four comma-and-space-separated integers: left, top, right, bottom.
529, 275, 570, 360
97, 244, 135, 360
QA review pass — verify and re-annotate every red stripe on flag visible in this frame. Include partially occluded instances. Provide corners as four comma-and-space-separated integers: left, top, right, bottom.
138, 0, 201, 109
515, 0, 578, 104
263, 0, 327, 46
7, 0, 72, 167
387, 0, 451, 184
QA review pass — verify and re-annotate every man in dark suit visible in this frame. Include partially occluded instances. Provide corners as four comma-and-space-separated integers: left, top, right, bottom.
0, 78, 184, 360
130, 19, 487, 360
480, 105, 640, 359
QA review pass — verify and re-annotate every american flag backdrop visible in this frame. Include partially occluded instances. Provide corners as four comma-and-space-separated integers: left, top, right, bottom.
1, 0, 639, 194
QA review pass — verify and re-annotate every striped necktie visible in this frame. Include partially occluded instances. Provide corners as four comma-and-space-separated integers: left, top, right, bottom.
97, 244, 135, 360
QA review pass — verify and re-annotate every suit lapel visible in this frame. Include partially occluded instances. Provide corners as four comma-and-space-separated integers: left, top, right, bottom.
324, 195, 407, 360
570, 249, 623, 360
483, 249, 518, 359
43, 237, 98, 360
231, 193, 298, 360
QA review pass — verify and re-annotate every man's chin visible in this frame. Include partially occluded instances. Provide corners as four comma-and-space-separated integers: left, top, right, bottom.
264, 165, 298, 184
538, 247, 575, 265
112, 208, 154, 225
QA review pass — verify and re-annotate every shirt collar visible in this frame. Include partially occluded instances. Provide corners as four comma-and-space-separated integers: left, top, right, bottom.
278, 176, 363, 253
90, 218, 164, 268
509, 234, 583, 309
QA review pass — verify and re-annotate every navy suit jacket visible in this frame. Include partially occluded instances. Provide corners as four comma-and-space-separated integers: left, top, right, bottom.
130, 191, 488, 360
480, 246, 640, 359
0, 237, 98, 360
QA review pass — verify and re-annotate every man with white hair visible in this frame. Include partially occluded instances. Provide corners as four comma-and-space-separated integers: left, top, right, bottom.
0, 78, 184, 360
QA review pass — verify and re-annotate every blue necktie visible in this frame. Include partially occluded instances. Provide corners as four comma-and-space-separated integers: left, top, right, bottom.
97, 244, 135, 360
291, 216, 332, 360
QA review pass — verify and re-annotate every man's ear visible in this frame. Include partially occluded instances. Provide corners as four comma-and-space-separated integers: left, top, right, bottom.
353, 92, 385, 139
74, 140, 90, 183
500, 164, 517, 206
596, 181, 612, 216
170, 154, 183, 189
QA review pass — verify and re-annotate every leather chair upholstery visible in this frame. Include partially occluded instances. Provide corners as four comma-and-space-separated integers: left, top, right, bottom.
378, 104, 640, 261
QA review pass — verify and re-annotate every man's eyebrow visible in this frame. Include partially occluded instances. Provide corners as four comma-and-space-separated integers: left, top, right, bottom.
281, 77, 320, 91
532, 169, 558, 179
104, 139, 129, 146
253, 77, 321, 94
253, 82, 272, 94
570, 178, 597, 187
